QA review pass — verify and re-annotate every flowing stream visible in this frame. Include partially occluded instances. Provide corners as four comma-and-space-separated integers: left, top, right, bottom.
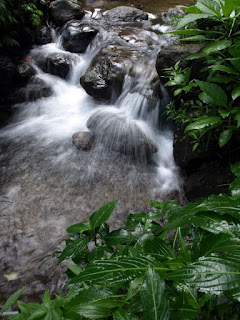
0, 10, 182, 301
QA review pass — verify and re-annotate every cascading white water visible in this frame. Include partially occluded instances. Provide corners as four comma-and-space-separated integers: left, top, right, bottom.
0, 9, 181, 300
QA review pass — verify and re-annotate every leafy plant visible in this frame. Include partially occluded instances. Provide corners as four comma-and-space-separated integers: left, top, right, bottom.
0, 0, 43, 48
163, 0, 240, 150
2, 164, 240, 319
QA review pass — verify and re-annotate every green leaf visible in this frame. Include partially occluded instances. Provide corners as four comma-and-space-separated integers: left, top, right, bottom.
166, 29, 207, 35
66, 222, 89, 234
176, 13, 212, 29
231, 163, 240, 177
141, 269, 169, 320
195, 81, 228, 107
143, 237, 175, 259
218, 109, 230, 118
69, 256, 166, 285
178, 228, 191, 264
180, 35, 209, 41
66, 263, 81, 275
113, 309, 137, 320
68, 305, 110, 319
0, 286, 27, 314
58, 237, 89, 263
229, 58, 240, 71
43, 290, 51, 307
88, 200, 118, 230
219, 129, 233, 147
208, 65, 239, 75
167, 254, 240, 297
185, 52, 205, 60
203, 40, 232, 55
185, 116, 222, 131
196, 0, 221, 16
222, 0, 239, 17
232, 86, 240, 100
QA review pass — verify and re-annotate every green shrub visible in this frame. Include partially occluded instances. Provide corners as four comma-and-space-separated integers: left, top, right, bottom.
163, 0, 240, 150
0, 0, 43, 48
1, 163, 240, 319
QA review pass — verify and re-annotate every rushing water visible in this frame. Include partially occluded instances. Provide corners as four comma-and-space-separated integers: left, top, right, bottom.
0, 10, 182, 301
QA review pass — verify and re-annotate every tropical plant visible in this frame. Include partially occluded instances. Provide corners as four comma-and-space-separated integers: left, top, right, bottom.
1, 163, 240, 320
163, 0, 240, 150
0, 0, 43, 48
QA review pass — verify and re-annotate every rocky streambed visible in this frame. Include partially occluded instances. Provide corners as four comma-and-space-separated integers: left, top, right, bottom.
0, 1, 185, 303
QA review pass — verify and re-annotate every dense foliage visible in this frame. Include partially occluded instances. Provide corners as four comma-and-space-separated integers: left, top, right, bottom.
164, 0, 240, 150
1, 163, 240, 319
0, 0, 43, 48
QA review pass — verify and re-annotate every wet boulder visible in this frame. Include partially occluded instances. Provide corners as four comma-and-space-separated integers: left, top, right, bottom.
103, 6, 148, 23
80, 45, 139, 102
34, 52, 76, 79
61, 21, 98, 53
16, 61, 36, 83
9, 78, 53, 104
87, 109, 158, 159
72, 131, 94, 150
49, 0, 84, 26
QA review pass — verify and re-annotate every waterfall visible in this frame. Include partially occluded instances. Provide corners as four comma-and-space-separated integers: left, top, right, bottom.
0, 8, 181, 299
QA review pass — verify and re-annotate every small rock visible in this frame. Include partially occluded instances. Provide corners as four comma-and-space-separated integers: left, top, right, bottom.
72, 131, 94, 151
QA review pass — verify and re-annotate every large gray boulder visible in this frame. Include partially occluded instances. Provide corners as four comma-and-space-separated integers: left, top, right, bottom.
61, 20, 98, 53
87, 109, 158, 159
80, 45, 141, 102
103, 6, 148, 23
34, 52, 77, 79
49, 0, 84, 26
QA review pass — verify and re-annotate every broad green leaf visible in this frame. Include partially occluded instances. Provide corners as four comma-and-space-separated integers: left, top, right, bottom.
66, 263, 81, 275
180, 6, 202, 14
88, 200, 118, 230
232, 86, 240, 100
185, 116, 222, 131
180, 35, 208, 41
208, 65, 239, 75
143, 237, 175, 259
68, 305, 110, 319
229, 43, 240, 58
222, 0, 239, 17
113, 309, 138, 320
43, 311, 53, 320
218, 109, 230, 118
178, 228, 191, 264
69, 256, 167, 285
66, 223, 89, 234
177, 13, 212, 29
126, 277, 144, 301
196, 0, 221, 16
43, 291, 51, 307
219, 129, 233, 147
190, 213, 240, 237
198, 92, 213, 104
195, 81, 228, 107
185, 52, 205, 60
230, 177, 240, 197
141, 269, 169, 320
231, 163, 240, 177
203, 40, 232, 55
27, 308, 47, 320
0, 286, 27, 314
167, 254, 240, 297
165, 194, 240, 231
58, 237, 89, 263
233, 112, 240, 127
229, 58, 240, 71
166, 29, 207, 35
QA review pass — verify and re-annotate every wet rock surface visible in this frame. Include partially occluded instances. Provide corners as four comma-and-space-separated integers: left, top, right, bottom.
61, 20, 98, 53
87, 109, 158, 159
50, 0, 84, 26
103, 6, 148, 22
34, 52, 77, 79
72, 131, 95, 150
80, 45, 143, 102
